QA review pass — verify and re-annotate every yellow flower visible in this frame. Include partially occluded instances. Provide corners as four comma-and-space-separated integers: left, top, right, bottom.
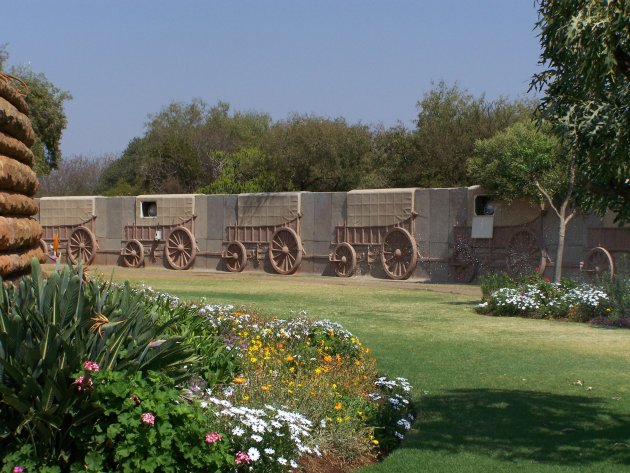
372, 439, 379, 445
261, 385, 270, 391
336, 417, 343, 423
285, 355, 294, 362
250, 357, 258, 363
314, 368, 322, 375
233, 376, 246, 384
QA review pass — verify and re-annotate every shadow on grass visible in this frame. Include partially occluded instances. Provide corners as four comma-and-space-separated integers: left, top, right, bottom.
408, 389, 630, 466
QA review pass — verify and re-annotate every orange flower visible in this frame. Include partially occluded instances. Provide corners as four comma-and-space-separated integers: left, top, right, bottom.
261, 385, 270, 391
233, 376, 246, 384
334, 402, 342, 410
285, 355, 294, 362
323, 355, 333, 363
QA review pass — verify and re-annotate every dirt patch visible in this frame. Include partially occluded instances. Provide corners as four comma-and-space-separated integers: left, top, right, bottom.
56, 264, 482, 298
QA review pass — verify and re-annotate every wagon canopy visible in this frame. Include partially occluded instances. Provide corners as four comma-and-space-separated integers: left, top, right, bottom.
135, 194, 196, 226
237, 192, 302, 227
346, 189, 416, 227
39, 196, 95, 226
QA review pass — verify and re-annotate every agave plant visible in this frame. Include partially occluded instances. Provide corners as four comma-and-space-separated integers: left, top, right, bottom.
0, 260, 203, 465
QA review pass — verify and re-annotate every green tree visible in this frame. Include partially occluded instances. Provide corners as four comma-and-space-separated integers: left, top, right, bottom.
361, 124, 419, 189
262, 114, 372, 192
197, 147, 280, 194
412, 81, 534, 188
0, 47, 72, 173
532, 0, 630, 222
97, 100, 271, 194
468, 120, 576, 281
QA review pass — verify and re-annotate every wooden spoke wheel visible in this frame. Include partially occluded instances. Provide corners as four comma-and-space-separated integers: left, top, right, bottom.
67, 226, 97, 266
121, 239, 144, 268
449, 243, 479, 283
224, 240, 248, 272
505, 229, 546, 277
332, 242, 357, 277
583, 246, 614, 279
166, 226, 197, 270
381, 227, 418, 280
269, 227, 303, 275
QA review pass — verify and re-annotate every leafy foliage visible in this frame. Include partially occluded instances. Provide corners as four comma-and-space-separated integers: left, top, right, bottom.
260, 114, 373, 192
0, 261, 224, 467
468, 120, 576, 281
8, 65, 72, 173
532, 0, 630, 222
77, 370, 234, 473
410, 81, 533, 188
96, 100, 271, 194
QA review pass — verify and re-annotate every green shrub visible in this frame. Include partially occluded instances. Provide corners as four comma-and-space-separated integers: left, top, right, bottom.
477, 273, 610, 322
0, 261, 230, 468
76, 370, 233, 472
479, 272, 515, 301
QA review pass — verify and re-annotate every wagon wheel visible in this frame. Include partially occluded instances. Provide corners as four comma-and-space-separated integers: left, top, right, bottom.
269, 227, 303, 275
333, 242, 357, 277
224, 240, 248, 272
121, 239, 144, 268
449, 242, 479, 283
505, 229, 546, 277
381, 227, 418, 280
67, 226, 97, 266
166, 226, 197, 270
583, 247, 614, 279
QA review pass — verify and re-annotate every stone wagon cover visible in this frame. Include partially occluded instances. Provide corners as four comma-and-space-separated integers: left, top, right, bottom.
346, 189, 415, 228
39, 196, 95, 227
237, 192, 302, 227
135, 194, 196, 226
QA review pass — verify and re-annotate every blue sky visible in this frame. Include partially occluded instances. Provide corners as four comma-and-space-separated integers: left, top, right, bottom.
1, 1, 542, 159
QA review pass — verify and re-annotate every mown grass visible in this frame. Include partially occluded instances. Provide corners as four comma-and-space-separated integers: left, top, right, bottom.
84, 266, 630, 472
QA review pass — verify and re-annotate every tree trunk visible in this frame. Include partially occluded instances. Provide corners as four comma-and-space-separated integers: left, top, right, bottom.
554, 212, 567, 283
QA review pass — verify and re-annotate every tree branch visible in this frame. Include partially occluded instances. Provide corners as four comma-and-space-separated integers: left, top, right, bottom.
534, 179, 560, 218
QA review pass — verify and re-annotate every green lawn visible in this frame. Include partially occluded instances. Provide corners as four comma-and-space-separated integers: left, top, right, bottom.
85, 266, 630, 473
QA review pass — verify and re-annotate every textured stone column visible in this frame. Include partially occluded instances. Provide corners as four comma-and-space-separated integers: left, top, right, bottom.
0, 74, 45, 277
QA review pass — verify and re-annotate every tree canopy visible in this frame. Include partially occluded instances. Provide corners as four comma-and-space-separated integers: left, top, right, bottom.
404, 81, 533, 188
468, 120, 577, 281
532, 0, 630, 222
0, 46, 72, 173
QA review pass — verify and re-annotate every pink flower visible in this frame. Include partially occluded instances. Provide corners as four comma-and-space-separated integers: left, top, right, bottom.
235, 451, 251, 465
13, 467, 24, 473
74, 375, 93, 392
141, 412, 155, 425
83, 361, 100, 372
205, 432, 222, 444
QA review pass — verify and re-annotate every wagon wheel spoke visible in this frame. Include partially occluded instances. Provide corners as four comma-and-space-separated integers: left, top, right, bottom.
268, 228, 302, 275
380, 228, 417, 280
165, 227, 197, 270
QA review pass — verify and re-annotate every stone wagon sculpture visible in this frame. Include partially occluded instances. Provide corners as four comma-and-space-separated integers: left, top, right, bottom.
330, 189, 420, 280
449, 187, 548, 282
39, 196, 99, 264
222, 192, 304, 275
121, 195, 198, 270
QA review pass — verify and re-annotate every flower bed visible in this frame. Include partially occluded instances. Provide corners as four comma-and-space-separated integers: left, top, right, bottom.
0, 262, 414, 472
476, 273, 630, 326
